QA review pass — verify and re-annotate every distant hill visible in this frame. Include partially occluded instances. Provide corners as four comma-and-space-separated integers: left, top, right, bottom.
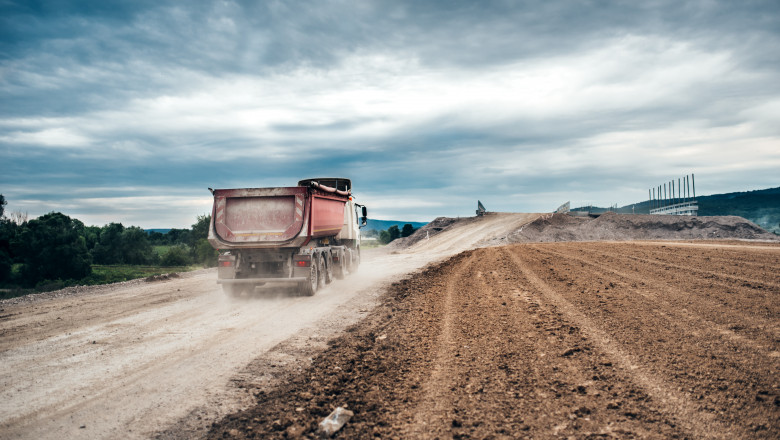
365, 219, 428, 232
145, 228, 171, 234
571, 187, 780, 234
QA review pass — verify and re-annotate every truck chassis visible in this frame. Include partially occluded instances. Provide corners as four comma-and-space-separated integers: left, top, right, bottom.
216, 243, 360, 297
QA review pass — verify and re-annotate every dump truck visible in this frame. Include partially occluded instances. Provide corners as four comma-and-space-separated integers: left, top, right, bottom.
207, 178, 367, 296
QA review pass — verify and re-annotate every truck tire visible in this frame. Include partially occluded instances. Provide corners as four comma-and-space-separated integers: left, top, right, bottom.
317, 255, 326, 289
345, 249, 354, 274
300, 258, 319, 296
347, 248, 360, 274
324, 252, 334, 284
334, 251, 346, 280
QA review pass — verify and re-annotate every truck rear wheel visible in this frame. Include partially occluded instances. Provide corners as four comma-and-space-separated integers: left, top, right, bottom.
334, 252, 346, 280
300, 258, 319, 296
347, 248, 360, 274
324, 253, 334, 284
316, 255, 326, 289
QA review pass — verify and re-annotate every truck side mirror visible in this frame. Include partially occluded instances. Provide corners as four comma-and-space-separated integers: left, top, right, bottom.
360, 206, 367, 227
362, 206, 367, 217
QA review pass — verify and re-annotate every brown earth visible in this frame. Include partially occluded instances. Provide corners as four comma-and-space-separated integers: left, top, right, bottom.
497, 212, 779, 244
209, 241, 780, 439
395, 213, 779, 250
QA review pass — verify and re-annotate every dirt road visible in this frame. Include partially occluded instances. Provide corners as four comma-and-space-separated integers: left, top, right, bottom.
0, 213, 541, 439
210, 241, 780, 438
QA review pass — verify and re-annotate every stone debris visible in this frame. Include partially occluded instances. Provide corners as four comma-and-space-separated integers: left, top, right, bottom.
317, 406, 353, 438
145, 273, 181, 282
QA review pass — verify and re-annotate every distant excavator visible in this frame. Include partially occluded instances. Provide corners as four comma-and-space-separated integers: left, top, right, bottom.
476, 200, 487, 216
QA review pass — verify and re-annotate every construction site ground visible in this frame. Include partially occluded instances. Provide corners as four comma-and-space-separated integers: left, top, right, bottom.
209, 240, 780, 439
1, 213, 778, 439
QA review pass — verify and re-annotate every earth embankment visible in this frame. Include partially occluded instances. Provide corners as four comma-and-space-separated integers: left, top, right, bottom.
501, 212, 778, 243
392, 213, 778, 252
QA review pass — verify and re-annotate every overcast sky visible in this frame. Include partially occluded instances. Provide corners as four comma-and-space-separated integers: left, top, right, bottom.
2, 0, 779, 228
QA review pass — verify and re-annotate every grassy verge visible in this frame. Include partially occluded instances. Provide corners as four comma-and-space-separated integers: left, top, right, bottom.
0, 264, 202, 300
83, 264, 200, 285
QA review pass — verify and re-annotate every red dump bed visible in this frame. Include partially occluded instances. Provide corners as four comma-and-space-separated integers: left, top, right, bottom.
209, 185, 349, 248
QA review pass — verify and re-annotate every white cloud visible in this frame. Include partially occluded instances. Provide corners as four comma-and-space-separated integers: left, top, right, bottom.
0, 35, 751, 160
1, 127, 92, 148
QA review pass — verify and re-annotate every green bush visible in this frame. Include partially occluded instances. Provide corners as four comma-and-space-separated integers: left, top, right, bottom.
379, 225, 401, 244
0, 249, 12, 283
194, 238, 217, 267
14, 212, 92, 286
0, 197, 216, 296
91, 223, 155, 265
34, 279, 70, 292
160, 245, 192, 266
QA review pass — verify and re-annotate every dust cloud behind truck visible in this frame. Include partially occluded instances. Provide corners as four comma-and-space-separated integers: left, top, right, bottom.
208, 178, 367, 297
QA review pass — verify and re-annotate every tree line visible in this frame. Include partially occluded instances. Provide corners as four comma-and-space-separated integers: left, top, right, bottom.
0, 194, 216, 289
362, 223, 417, 244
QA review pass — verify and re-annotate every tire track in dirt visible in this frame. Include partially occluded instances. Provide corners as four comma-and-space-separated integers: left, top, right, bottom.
405, 252, 471, 437
0, 280, 195, 353
618, 249, 780, 291
632, 245, 780, 290
503, 246, 749, 439
509, 243, 779, 437
0, 259, 398, 439
529, 244, 779, 355
526, 244, 780, 434
0, 294, 296, 430
561, 243, 780, 340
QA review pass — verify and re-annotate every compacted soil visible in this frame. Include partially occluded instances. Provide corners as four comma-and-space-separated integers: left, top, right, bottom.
209, 241, 780, 439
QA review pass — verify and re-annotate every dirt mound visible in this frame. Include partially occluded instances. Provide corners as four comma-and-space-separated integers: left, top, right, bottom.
385, 216, 467, 249
387, 213, 542, 252
505, 212, 779, 243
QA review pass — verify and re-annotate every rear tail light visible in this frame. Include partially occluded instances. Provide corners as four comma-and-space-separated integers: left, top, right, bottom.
220, 261, 233, 267
294, 255, 311, 267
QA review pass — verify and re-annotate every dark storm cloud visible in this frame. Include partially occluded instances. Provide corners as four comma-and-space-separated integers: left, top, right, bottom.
1, 0, 779, 226
3, 2, 774, 90
3, 0, 778, 118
